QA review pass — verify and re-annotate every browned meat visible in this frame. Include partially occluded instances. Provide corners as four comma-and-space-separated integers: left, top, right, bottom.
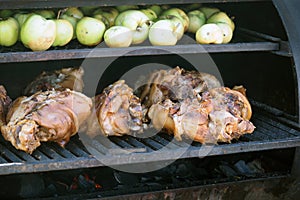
205, 87, 255, 143
147, 86, 255, 144
1, 89, 92, 154
24, 67, 84, 96
0, 85, 12, 127
82, 80, 143, 137
140, 66, 221, 107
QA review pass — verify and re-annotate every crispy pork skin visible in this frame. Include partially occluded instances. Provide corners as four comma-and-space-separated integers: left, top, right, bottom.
82, 80, 144, 137
1, 89, 92, 154
0, 86, 12, 127
24, 67, 84, 96
140, 66, 221, 107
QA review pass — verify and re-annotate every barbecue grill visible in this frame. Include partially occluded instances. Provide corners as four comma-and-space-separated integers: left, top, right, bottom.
1, 0, 300, 199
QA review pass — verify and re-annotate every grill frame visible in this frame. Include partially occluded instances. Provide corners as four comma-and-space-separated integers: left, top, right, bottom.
1, 111, 300, 175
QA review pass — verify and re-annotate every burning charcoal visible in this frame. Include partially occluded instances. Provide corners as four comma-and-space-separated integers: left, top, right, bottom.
234, 160, 254, 175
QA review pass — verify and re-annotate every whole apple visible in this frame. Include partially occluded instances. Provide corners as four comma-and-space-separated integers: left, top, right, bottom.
21, 14, 56, 51
140, 9, 157, 21
104, 26, 133, 47
93, 14, 110, 28
60, 14, 78, 39
148, 20, 179, 46
115, 10, 150, 44
207, 11, 235, 31
14, 12, 32, 27
187, 10, 206, 33
34, 10, 56, 19
161, 8, 189, 32
199, 7, 220, 19
52, 19, 73, 47
76, 17, 106, 46
216, 22, 233, 44
0, 17, 19, 46
159, 15, 184, 40
93, 7, 119, 27
196, 23, 223, 44
65, 7, 84, 20
147, 5, 162, 16
0, 9, 14, 18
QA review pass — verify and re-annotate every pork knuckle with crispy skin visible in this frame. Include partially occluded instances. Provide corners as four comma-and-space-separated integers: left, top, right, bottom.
1, 89, 92, 154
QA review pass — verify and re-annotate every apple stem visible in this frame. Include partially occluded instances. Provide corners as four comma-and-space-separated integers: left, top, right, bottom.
57, 8, 68, 19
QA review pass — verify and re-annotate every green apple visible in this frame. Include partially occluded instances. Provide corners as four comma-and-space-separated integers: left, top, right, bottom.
60, 14, 78, 39
183, 3, 202, 12
104, 26, 133, 47
159, 15, 184, 40
141, 9, 157, 21
52, 19, 73, 46
195, 23, 223, 44
65, 7, 84, 20
199, 7, 220, 19
80, 6, 98, 16
115, 10, 150, 44
207, 11, 235, 31
14, 12, 32, 27
149, 20, 180, 46
93, 14, 110, 28
34, 10, 56, 19
161, 8, 189, 32
148, 5, 162, 16
187, 10, 206, 33
0, 9, 14, 18
0, 17, 19, 46
76, 17, 106, 46
21, 14, 56, 51
116, 5, 139, 12
93, 7, 119, 27
216, 23, 233, 44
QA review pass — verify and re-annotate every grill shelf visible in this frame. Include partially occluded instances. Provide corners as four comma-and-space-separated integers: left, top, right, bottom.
0, 28, 281, 63
0, 112, 300, 175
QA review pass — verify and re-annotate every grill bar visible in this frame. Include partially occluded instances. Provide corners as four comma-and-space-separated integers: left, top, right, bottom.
0, 112, 300, 175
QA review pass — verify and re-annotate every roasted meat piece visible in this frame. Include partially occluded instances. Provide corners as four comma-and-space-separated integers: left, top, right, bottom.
82, 80, 144, 137
1, 89, 92, 154
206, 87, 255, 142
0, 85, 12, 127
24, 67, 84, 96
140, 66, 221, 107
148, 86, 255, 143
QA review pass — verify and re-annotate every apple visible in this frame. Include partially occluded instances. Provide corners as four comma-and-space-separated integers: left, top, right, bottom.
161, 8, 189, 32
65, 7, 84, 20
52, 19, 73, 46
195, 23, 223, 44
93, 14, 110, 28
159, 15, 184, 40
0, 17, 19, 46
207, 11, 235, 31
187, 10, 206, 33
147, 5, 162, 16
149, 20, 180, 46
0, 9, 14, 18
14, 12, 32, 27
60, 14, 78, 39
34, 10, 56, 19
80, 6, 98, 16
115, 10, 150, 44
76, 17, 106, 46
216, 23, 233, 44
199, 7, 220, 19
93, 7, 119, 27
104, 26, 133, 47
21, 14, 56, 51
141, 9, 157, 21
116, 5, 139, 12
183, 3, 202, 12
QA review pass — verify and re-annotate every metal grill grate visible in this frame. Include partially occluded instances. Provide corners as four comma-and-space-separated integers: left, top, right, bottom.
0, 112, 300, 175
